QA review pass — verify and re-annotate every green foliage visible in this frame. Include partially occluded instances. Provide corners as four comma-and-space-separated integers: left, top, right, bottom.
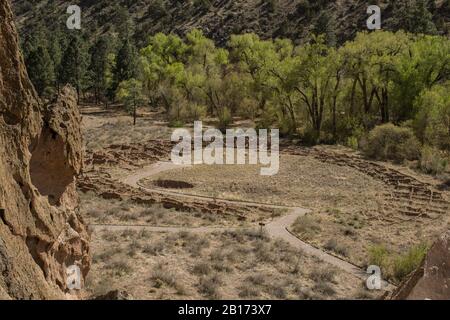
113, 38, 138, 92
137, 29, 450, 155
218, 107, 232, 132
390, 0, 437, 34
419, 146, 449, 175
89, 36, 114, 103
391, 35, 450, 122
414, 82, 450, 151
392, 243, 428, 281
19, 20, 450, 164
25, 45, 55, 96
312, 11, 337, 46
59, 34, 90, 100
367, 243, 428, 282
361, 124, 421, 163
116, 78, 145, 124
368, 245, 390, 268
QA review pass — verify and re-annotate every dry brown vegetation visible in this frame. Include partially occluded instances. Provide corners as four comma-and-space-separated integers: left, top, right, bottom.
85, 228, 374, 300
80, 191, 248, 228
81, 106, 172, 151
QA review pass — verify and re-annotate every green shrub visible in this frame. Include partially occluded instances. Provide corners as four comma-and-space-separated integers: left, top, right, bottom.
393, 243, 428, 281
346, 136, 359, 150
217, 107, 232, 132
361, 124, 421, 163
238, 97, 259, 120
301, 127, 320, 146
180, 103, 207, 122
419, 146, 449, 175
368, 245, 390, 267
367, 243, 428, 282
414, 83, 450, 151
278, 116, 297, 138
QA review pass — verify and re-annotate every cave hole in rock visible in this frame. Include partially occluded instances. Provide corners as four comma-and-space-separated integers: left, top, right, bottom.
29, 126, 74, 206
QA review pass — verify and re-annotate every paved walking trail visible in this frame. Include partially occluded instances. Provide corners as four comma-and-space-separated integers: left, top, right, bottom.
91, 161, 394, 290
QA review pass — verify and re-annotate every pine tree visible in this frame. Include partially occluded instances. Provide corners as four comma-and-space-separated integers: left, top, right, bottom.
312, 11, 337, 47
412, 0, 438, 34
59, 34, 90, 103
391, 0, 437, 34
112, 37, 137, 94
89, 36, 111, 104
26, 45, 55, 96
116, 79, 145, 125
114, 5, 135, 41
48, 30, 64, 92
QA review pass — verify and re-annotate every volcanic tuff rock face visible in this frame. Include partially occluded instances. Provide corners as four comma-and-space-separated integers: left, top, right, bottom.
0, 0, 89, 299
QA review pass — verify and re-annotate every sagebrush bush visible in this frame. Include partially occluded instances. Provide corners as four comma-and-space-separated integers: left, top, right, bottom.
324, 238, 349, 257
361, 124, 421, 163
292, 215, 321, 240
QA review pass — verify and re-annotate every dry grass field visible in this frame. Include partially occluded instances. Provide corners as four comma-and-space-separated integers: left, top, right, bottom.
85, 228, 375, 300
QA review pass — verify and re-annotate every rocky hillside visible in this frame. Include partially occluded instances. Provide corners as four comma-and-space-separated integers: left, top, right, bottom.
0, 0, 89, 299
11, 0, 450, 46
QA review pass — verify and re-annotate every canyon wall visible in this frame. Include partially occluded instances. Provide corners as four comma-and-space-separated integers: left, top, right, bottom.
0, 0, 89, 299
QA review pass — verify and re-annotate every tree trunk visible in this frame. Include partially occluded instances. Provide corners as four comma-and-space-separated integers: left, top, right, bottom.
332, 98, 337, 141
350, 78, 357, 116
133, 98, 137, 126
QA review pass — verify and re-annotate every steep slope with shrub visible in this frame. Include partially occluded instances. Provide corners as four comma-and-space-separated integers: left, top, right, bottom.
11, 0, 449, 46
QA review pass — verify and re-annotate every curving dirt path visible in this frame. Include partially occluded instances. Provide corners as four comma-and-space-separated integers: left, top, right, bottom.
93, 161, 394, 290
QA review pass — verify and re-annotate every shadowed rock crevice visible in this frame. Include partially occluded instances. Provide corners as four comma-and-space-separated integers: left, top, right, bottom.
29, 126, 75, 206
0, 108, 21, 125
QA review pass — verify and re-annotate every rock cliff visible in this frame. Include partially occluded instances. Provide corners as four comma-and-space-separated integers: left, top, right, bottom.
0, 0, 89, 299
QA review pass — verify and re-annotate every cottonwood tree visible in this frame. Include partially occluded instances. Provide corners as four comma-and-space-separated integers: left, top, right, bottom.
414, 82, 450, 150
275, 36, 342, 139
341, 32, 409, 124
140, 33, 187, 110
185, 29, 232, 129
228, 34, 280, 114
391, 34, 450, 121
